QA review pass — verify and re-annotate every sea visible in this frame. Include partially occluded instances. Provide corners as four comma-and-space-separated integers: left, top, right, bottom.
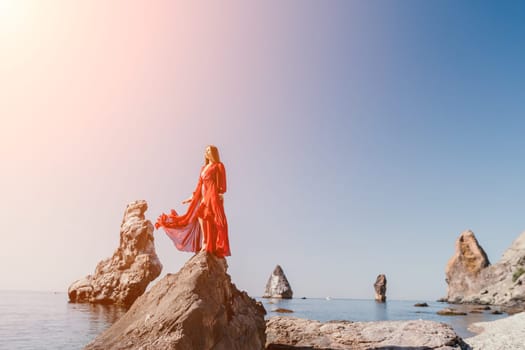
0, 290, 507, 350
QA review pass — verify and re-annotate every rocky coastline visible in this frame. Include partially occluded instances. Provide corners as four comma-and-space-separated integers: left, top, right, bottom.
266, 316, 469, 350
84, 252, 266, 350
444, 230, 525, 314
75, 211, 525, 349
465, 311, 525, 350
263, 311, 525, 350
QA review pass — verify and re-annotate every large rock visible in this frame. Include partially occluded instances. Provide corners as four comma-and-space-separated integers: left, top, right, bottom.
84, 252, 266, 350
263, 265, 293, 299
445, 230, 525, 307
68, 200, 162, 306
373, 274, 387, 302
445, 230, 490, 303
266, 316, 469, 350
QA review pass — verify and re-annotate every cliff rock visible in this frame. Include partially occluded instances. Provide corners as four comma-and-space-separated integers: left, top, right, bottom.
84, 252, 267, 350
445, 230, 490, 303
263, 265, 293, 299
68, 200, 162, 306
445, 230, 525, 307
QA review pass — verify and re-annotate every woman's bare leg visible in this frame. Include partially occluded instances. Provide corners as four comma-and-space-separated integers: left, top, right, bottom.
199, 218, 206, 251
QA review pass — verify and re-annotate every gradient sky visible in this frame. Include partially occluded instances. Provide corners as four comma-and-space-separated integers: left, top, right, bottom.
1, 1, 525, 300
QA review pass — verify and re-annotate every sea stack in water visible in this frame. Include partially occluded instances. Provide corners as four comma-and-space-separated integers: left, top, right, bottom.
445, 230, 525, 308
68, 200, 162, 306
263, 265, 293, 299
374, 274, 387, 302
85, 252, 267, 350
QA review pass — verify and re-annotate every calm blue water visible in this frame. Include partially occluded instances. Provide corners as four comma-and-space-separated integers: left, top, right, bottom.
259, 297, 507, 339
0, 291, 126, 350
0, 291, 507, 350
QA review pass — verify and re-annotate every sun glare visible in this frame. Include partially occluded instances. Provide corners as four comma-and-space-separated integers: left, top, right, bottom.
0, 0, 31, 35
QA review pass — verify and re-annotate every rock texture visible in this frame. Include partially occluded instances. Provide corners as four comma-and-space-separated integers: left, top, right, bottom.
437, 308, 468, 316
373, 274, 387, 302
445, 230, 525, 307
266, 316, 469, 350
68, 200, 162, 306
84, 252, 266, 350
263, 265, 293, 299
445, 230, 490, 303
466, 311, 525, 350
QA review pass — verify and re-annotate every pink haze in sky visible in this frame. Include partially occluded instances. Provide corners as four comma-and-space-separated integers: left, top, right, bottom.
2, 1, 525, 300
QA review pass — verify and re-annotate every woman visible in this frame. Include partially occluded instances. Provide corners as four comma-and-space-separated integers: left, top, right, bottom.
155, 145, 231, 258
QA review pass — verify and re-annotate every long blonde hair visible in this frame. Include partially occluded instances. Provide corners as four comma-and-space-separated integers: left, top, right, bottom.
204, 145, 221, 164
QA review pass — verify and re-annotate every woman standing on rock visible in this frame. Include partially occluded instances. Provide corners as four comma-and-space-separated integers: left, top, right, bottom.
155, 145, 231, 258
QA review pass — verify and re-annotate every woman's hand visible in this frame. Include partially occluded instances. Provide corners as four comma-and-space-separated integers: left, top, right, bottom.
182, 196, 193, 204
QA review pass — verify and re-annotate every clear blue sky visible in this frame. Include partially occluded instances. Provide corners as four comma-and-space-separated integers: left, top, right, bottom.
1, 0, 524, 300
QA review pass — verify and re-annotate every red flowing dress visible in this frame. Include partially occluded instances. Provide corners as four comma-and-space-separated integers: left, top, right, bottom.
155, 162, 231, 258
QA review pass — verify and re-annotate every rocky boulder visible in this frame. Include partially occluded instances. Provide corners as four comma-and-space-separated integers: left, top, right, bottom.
68, 200, 162, 306
373, 274, 387, 302
266, 316, 469, 349
437, 308, 468, 316
84, 252, 267, 350
445, 230, 525, 306
263, 265, 293, 299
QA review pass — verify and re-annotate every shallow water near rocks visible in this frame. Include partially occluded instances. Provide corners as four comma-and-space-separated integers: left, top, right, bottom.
0, 290, 507, 349
0, 290, 127, 350
258, 297, 508, 339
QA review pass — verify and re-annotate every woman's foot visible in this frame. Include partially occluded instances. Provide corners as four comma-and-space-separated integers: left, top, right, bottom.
200, 244, 207, 252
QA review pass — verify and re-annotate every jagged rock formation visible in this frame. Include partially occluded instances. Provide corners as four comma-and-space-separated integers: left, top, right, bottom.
84, 252, 266, 350
266, 316, 469, 350
445, 230, 490, 302
445, 230, 525, 308
373, 274, 387, 302
68, 200, 162, 306
263, 265, 293, 299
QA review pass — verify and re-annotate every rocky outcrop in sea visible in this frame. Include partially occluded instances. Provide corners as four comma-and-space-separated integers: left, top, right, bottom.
84, 252, 267, 350
445, 230, 525, 310
68, 200, 162, 306
263, 265, 293, 299
266, 316, 469, 349
373, 274, 387, 302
